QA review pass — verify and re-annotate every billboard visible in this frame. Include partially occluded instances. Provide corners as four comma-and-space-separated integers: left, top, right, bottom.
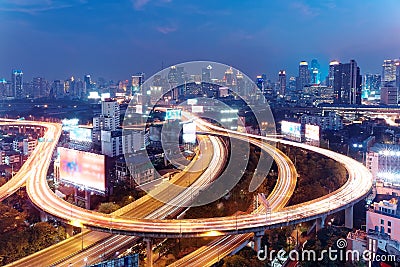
165, 109, 182, 120
69, 127, 92, 142
192, 105, 204, 113
305, 124, 320, 141
182, 122, 196, 143
281, 121, 301, 140
187, 99, 198, 105
58, 147, 105, 192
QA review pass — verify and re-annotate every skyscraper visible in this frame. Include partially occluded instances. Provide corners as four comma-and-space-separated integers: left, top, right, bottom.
0, 78, 7, 99
201, 65, 212, 83
297, 61, 310, 92
310, 59, 321, 84
363, 74, 381, 100
11, 70, 23, 99
84, 74, 91, 95
288, 76, 296, 92
131, 73, 145, 96
33, 77, 46, 98
333, 60, 362, 105
382, 59, 397, 86
327, 60, 340, 87
380, 86, 397, 105
224, 67, 234, 86
396, 60, 400, 90
278, 70, 286, 96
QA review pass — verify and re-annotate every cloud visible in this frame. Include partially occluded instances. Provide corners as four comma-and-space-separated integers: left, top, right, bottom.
156, 26, 177, 34
290, 1, 320, 17
131, 0, 150, 10
0, 0, 85, 14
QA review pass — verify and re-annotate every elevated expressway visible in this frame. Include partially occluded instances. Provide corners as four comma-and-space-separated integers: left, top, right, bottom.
170, 133, 298, 267
168, 119, 372, 266
0, 119, 60, 202
5, 118, 372, 238
2, 117, 372, 266
2, 119, 228, 267
3, 118, 296, 267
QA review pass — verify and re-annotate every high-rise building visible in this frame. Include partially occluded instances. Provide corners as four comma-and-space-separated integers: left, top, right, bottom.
0, 78, 8, 99
11, 70, 23, 99
224, 67, 234, 86
382, 59, 398, 86
33, 77, 46, 98
288, 76, 296, 92
50, 80, 65, 99
130, 73, 145, 96
278, 70, 286, 96
297, 61, 310, 92
201, 65, 212, 83
84, 74, 91, 95
380, 86, 397, 105
332, 60, 362, 105
396, 61, 400, 89
363, 74, 381, 100
310, 59, 321, 84
236, 71, 245, 96
168, 66, 185, 100
327, 60, 340, 87
256, 75, 264, 91
101, 99, 120, 130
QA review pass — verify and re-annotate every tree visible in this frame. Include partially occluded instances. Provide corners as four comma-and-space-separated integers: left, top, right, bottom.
98, 202, 121, 214
0, 203, 27, 233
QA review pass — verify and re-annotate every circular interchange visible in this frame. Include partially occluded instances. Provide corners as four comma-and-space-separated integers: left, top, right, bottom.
123, 61, 276, 207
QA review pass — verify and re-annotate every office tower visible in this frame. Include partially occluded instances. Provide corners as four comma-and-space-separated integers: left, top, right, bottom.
168, 66, 185, 100
256, 75, 264, 91
84, 74, 91, 94
288, 76, 296, 92
0, 78, 7, 99
131, 73, 145, 96
278, 70, 286, 96
380, 86, 397, 105
236, 71, 245, 96
50, 80, 65, 99
363, 74, 381, 100
297, 61, 310, 92
33, 77, 46, 98
101, 99, 120, 128
11, 70, 23, 99
224, 67, 234, 86
327, 60, 340, 87
310, 59, 321, 84
332, 60, 362, 105
94, 99, 120, 131
395, 59, 400, 96
202, 65, 212, 83
382, 59, 397, 86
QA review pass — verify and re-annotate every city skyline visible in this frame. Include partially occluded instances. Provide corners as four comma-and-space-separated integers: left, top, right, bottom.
1, 0, 399, 80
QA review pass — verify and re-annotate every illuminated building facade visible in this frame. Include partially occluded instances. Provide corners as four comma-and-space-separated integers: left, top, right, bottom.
11, 69, 23, 99
332, 59, 362, 105
297, 61, 310, 92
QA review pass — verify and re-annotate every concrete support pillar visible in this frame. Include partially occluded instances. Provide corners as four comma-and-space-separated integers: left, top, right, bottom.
253, 231, 264, 252
74, 187, 78, 205
144, 238, 153, 267
345, 205, 354, 229
66, 224, 74, 238
85, 190, 91, 210
40, 211, 48, 222
316, 216, 326, 232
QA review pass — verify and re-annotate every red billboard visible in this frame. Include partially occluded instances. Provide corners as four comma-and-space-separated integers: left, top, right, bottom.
58, 147, 106, 192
